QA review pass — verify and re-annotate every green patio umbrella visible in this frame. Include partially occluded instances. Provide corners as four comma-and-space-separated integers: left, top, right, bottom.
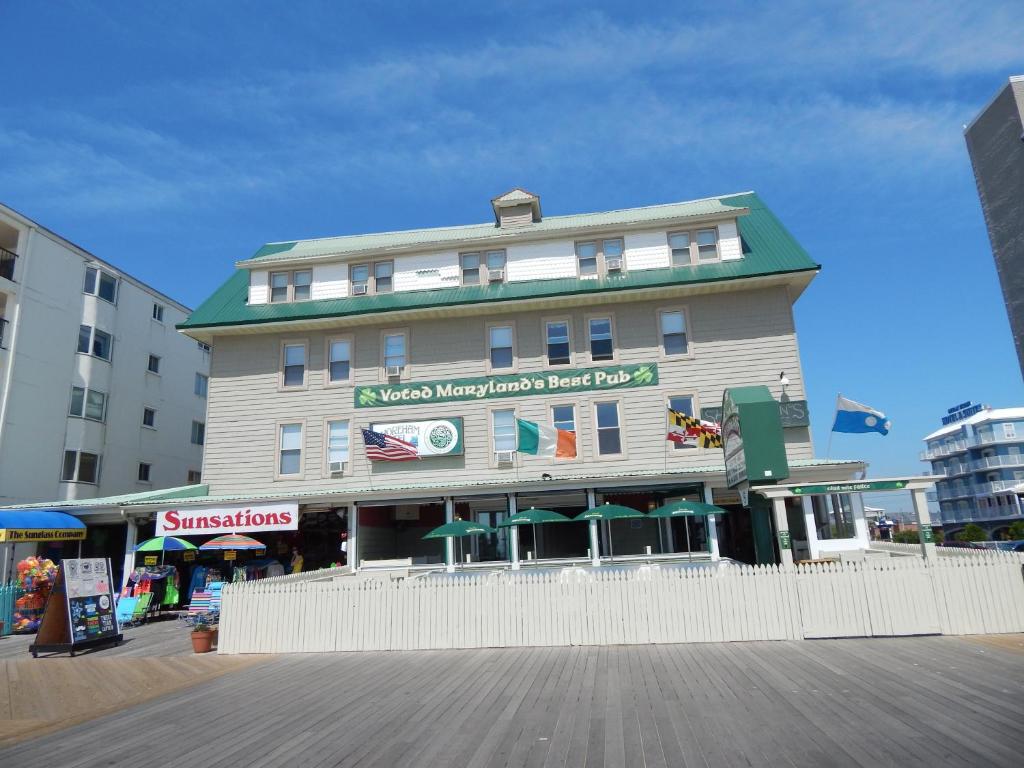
497, 507, 570, 561
134, 536, 197, 565
423, 520, 498, 568
574, 503, 645, 562
648, 500, 728, 561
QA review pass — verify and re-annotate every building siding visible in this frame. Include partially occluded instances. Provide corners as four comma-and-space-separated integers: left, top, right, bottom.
202, 286, 811, 496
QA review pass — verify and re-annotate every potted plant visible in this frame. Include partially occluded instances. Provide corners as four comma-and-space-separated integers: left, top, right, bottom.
190, 621, 215, 654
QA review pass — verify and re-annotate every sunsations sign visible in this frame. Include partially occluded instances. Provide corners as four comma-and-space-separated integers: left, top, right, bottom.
156, 502, 299, 536
354, 363, 658, 408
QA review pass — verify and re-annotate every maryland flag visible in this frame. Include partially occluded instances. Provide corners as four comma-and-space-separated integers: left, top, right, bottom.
667, 409, 723, 449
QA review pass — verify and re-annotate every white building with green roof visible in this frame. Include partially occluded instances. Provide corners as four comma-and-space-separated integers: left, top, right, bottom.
3, 189, 874, 586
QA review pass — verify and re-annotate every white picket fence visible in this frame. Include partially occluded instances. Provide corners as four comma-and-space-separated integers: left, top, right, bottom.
870, 540, 1024, 561
217, 554, 1024, 654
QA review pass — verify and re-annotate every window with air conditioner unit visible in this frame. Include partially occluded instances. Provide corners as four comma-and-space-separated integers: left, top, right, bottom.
326, 419, 350, 475
606, 257, 623, 272
492, 409, 516, 466
495, 450, 515, 464
351, 261, 393, 295
382, 331, 407, 379
575, 238, 624, 277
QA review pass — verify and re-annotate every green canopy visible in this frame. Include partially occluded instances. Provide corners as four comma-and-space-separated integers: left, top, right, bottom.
648, 500, 728, 517
497, 508, 570, 526
574, 503, 645, 563
648, 500, 727, 561
573, 503, 645, 522
422, 521, 497, 539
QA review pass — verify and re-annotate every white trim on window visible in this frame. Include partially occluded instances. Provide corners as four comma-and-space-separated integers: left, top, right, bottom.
325, 335, 354, 387
485, 320, 517, 374
276, 420, 306, 480
279, 339, 309, 390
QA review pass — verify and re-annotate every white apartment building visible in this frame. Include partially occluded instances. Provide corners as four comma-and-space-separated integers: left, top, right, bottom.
0, 203, 209, 507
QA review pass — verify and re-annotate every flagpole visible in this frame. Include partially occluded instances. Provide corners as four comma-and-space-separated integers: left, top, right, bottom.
825, 394, 840, 460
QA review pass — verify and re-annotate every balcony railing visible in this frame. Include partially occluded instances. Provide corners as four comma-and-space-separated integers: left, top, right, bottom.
968, 433, 1022, 449
974, 479, 1021, 496
936, 483, 972, 500
0, 247, 16, 282
969, 455, 1024, 472
920, 439, 968, 460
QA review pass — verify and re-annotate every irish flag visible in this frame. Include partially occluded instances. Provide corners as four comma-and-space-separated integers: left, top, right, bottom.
516, 418, 576, 459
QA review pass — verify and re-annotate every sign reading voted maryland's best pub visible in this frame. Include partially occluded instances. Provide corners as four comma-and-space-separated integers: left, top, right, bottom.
354, 363, 658, 408
370, 418, 464, 456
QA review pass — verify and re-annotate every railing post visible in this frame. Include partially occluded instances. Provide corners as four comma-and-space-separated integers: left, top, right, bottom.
912, 489, 937, 561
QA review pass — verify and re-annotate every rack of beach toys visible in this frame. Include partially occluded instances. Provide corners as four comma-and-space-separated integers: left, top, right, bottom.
12, 557, 58, 633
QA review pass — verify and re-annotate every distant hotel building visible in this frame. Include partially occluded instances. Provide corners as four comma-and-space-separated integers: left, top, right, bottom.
964, 75, 1024, 379
921, 402, 1024, 535
0, 203, 209, 509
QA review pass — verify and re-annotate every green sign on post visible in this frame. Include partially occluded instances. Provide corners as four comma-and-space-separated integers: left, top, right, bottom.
778, 530, 792, 550
789, 480, 909, 495
920, 524, 934, 544
355, 363, 659, 408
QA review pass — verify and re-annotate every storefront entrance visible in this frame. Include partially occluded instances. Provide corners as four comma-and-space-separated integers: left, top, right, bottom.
357, 500, 445, 565
515, 491, 589, 560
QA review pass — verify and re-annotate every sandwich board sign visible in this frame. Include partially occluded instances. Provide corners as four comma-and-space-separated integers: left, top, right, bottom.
29, 558, 123, 657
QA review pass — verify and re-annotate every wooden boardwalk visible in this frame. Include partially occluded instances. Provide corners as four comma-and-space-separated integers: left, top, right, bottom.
1, 634, 1022, 767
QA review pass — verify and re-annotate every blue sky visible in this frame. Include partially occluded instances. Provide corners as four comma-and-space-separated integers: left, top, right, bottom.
2, 1, 1022, 508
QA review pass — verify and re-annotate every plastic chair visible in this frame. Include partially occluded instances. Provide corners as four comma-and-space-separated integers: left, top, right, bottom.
115, 596, 138, 627
130, 593, 153, 625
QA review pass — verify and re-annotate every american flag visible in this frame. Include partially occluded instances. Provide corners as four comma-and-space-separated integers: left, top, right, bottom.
361, 428, 420, 461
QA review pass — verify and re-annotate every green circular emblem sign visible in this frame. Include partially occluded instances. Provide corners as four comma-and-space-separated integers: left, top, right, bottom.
429, 424, 455, 450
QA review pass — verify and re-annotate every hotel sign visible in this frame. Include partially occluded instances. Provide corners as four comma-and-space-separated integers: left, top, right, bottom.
157, 502, 299, 536
354, 363, 659, 408
370, 418, 464, 456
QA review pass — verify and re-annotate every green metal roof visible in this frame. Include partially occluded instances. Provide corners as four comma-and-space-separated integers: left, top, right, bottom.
15, 460, 862, 513
246, 193, 744, 262
180, 192, 817, 332
0, 484, 210, 511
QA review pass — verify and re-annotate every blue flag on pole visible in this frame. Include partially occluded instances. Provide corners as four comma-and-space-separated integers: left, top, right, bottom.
832, 395, 891, 435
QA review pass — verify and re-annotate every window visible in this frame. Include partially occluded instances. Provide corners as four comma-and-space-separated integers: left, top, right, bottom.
374, 261, 393, 293
187, 470, 202, 484
69, 387, 107, 422
812, 495, 856, 540
328, 338, 352, 383
588, 317, 614, 362
669, 232, 691, 266
293, 270, 312, 301
492, 409, 516, 453
84, 267, 117, 303
194, 373, 209, 397
197, 341, 211, 353
152, 303, 164, 322
142, 407, 156, 428
61, 450, 100, 484
696, 229, 719, 262
486, 250, 506, 279
576, 242, 598, 277
660, 310, 688, 356
147, 354, 161, 374
552, 404, 577, 459
270, 272, 289, 303
77, 325, 112, 361
603, 238, 624, 266
327, 420, 350, 468
595, 401, 622, 455
351, 261, 393, 295
383, 332, 407, 371
668, 395, 694, 451
545, 320, 571, 366
461, 253, 481, 285
282, 343, 306, 387
279, 423, 302, 476
191, 420, 205, 446
488, 325, 514, 370
138, 462, 152, 482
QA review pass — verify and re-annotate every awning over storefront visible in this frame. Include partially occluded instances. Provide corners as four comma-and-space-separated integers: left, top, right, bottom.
0, 510, 87, 542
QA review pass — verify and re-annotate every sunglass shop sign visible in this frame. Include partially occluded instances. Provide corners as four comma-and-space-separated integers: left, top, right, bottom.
156, 502, 299, 536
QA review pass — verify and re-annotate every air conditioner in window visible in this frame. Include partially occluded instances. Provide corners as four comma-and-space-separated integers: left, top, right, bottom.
606, 257, 623, 272
386, 365, 404, 378
352, 283, 368, 296
329, 461, 346, 474
488, 268, 505, 282
495, 450, 515, 465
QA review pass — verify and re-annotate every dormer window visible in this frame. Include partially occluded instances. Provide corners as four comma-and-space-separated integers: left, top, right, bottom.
575, 238, 623, 278
270, 270, 313, 303
668, 226, 720, 265
350, 261, 393, 295
461, 250, 506, 285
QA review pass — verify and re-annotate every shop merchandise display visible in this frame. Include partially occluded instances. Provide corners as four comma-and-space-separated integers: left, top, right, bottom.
12, 557, 58, 633
123, 565, 180, 607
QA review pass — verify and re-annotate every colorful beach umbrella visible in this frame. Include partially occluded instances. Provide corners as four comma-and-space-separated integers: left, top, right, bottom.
497, 507, 570, 561
648, 500, 728, 561
573, 503, 645, 562
423, 520, 498, 568
134, 536, 197, 564
199, 534, 266, 551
